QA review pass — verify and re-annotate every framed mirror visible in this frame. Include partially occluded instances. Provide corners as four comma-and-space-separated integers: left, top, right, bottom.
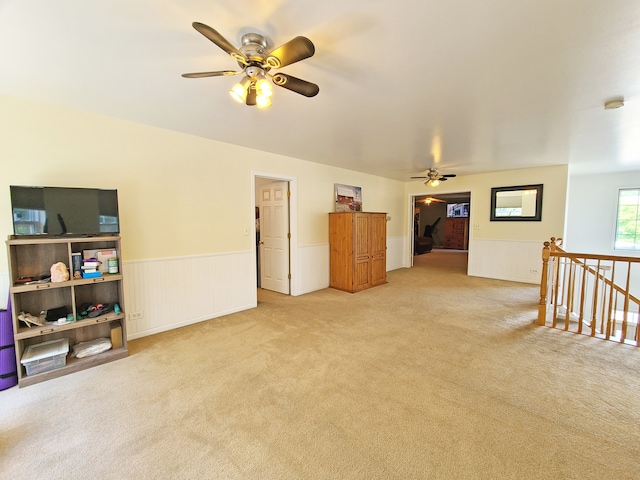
490, 184, 543, 221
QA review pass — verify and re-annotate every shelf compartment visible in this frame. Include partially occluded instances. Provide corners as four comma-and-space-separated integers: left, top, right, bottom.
12, 286, 72, 320
15, 313, 126, 340
74, 281, 121, 311
9, 242, 69, 282
18, 346, 128, 388
18, 319, 126, 384
21, 318, 120, 348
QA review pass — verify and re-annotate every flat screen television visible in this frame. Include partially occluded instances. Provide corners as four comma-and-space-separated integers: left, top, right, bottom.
10, 186, 119, 237
446, 202, 470, 218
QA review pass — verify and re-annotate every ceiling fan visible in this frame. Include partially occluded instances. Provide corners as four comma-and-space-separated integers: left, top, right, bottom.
182, 22, 319, 109
422, 197, 446, 205
411, 168, 457, 187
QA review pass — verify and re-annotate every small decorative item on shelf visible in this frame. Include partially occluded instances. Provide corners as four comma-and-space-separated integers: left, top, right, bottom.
17, 311, 45, 327
72, 337, 112, 358
78, 303, 113, 319
71, 253, 82, 279
15, 274, 50, 285
45, 306, 69, 323
81, 258, 102, 278
107, 257, 118, 274
50, 262, 69, 282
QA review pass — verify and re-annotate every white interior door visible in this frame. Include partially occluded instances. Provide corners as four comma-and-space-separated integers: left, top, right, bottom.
258, 180, 290, 294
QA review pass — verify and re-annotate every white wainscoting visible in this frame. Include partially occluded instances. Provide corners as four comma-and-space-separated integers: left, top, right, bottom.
467, 239, 543, 284
123, 251, 256, 340
295, 237, 405, 296
123, 236, 409, 340
295, 244, 330, 295
386, 236, 405, 271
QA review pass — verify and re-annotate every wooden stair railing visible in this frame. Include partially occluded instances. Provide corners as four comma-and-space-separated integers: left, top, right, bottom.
538, 237, 640, 346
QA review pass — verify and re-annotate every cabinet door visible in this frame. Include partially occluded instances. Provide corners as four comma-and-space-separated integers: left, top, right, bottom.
329, 213, 355, 291
354, 214, 371, 258
370, 214, 386, 257
370, 255, 386, 286
353, 214, 372, 290
353, 256, 371, 291
370, 214, 387, 286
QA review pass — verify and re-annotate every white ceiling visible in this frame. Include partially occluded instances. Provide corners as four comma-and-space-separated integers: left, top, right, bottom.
2, 0, 640, 181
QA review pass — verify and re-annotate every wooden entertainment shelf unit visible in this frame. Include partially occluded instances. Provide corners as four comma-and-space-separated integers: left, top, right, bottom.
6, 235, 128, 387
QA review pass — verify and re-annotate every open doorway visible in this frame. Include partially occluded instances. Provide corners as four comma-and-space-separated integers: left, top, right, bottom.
411, 191, 471, 268
253, 173, 297, 296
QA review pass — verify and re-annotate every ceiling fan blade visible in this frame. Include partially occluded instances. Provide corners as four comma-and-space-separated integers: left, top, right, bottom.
411, 176, 428, 179
271, 73, 319, 97
181, 70, 242, 78
441, 174, 457, 178
265, 36, 315, 68
192, 22, 247, 64
440, 178, 449, 181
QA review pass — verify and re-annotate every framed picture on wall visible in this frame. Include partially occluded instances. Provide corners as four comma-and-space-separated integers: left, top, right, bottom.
335, 184, 362, 212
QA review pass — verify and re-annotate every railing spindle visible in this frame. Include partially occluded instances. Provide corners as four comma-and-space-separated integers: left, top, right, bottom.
591, 259, 601, 337
578, 260, 587, 334
606, 262, 616, 340
622, 262, 631, 343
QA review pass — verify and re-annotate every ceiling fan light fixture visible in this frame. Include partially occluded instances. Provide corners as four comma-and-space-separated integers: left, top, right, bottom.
426, 179, 440, 187
256, 94, 272, 109
229, 76, 251, 103
255, 74, 273, 98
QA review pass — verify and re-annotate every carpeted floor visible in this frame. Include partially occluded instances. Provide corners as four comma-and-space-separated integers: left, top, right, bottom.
1, 250, 639, 479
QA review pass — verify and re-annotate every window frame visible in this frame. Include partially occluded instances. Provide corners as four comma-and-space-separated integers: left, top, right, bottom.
614, 187, 640, 251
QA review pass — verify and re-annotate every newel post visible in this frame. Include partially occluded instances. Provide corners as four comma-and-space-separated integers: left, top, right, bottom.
538, 241, 551, 325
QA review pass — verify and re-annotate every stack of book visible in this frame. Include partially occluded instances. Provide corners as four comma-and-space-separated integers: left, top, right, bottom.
81, 258, 102, 278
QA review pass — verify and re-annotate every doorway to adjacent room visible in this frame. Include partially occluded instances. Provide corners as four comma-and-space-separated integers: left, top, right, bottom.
410, 191, 471, 269
253, 173, 298, 296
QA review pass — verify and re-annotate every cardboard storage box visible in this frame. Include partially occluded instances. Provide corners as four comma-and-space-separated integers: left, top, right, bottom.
21, 338, 69, 376
110, 324, 123, 349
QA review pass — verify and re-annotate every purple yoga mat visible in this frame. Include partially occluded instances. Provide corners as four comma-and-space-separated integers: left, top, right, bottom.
0, 295, 18, 390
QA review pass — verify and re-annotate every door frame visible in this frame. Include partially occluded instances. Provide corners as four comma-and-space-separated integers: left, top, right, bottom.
252, 171, 298, 296
407, 189, 474, 269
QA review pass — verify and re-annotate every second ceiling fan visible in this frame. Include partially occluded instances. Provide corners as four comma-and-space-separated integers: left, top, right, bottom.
182, 22, 319, 108
411, 168, 457, 187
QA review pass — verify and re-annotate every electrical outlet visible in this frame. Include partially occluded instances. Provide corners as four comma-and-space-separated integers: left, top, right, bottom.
473, 224, 480, 230
530, 268, 539, 274
130, 311, 144, 320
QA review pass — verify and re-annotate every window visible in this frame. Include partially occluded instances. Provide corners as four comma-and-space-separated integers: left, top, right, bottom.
615, 188, 640, 250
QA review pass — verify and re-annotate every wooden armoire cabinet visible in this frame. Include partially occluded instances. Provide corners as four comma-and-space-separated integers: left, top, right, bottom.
329, 212, 387, 293
443, 217, 469, 249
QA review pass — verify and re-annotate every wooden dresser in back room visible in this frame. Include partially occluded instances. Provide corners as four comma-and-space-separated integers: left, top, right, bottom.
443, 217, 469, 250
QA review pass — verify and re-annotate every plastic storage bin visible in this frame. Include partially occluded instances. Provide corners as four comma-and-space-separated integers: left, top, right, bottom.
21, 338, 69, 376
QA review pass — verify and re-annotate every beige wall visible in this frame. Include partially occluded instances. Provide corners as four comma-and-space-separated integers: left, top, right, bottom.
0, 94, 406, 274
0, 94, 570, 291
406, 165, 568, 242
